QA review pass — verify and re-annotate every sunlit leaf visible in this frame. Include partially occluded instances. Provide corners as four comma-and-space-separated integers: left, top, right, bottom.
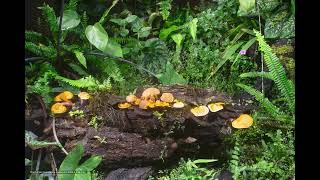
85, 22, 109, 52
58, 144, 84, 180
74, 50, 87, 68
156, 62, 187, 85
58, 10, 80, 30
171, 33, 183, 48
189, 18, 198, 40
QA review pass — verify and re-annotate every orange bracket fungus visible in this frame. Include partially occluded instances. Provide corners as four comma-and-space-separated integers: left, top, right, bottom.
126, 94, 137, 103
54, 91, 74, 102
190, 106, 209, 117
160, 93, 174, 103
231, 114, 254, 129
141, 87, 160, 101
118, 102, 132, 109
207, 102, 224, 112
51, 103, 67, 114
173, 101, 185, 108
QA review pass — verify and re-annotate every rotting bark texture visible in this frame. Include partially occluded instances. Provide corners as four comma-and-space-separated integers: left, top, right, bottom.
47, 85, 254, 171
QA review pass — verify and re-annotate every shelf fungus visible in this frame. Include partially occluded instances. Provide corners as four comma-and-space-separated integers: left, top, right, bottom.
78, 92, 90, 105
207, 102, 224, 112
190, 106, 209, 117
126, 94, 137, 103
118, 102, 132, 109
51, 103, 67, 114
232, 114, 253, 129
173, 101, 185, 108
141, 87, 160, 101
54, 91, 74, 102
160, 93, 174, 103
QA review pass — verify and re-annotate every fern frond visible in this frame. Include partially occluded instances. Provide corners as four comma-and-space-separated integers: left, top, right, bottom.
39, 4, 58, 37
65, 0, 79, 10
25, 42, 57, 59
236, 83, 290, 122
25, 31, 44, 43
255, 30, 295, 113
81, 11, 88, 28
239, 72, 273, 80
159, 0, 173, 20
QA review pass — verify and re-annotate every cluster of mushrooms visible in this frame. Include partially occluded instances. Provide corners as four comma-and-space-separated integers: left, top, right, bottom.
118, 87, 253, 129
51, 91, 90, 114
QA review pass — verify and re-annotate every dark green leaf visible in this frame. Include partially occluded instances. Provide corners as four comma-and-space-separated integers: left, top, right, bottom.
110, 18, 126, 26
120, 28, 129, 37
85, 22, 109, 52
138, 27, 151, 38
125, 15, 138, 23
77, 156, 102, 172
264, 12, 295, 39
25, 158, 31, 166
103, 39, 123, 57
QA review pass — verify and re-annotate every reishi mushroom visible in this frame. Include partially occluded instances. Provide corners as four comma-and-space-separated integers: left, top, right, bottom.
51, 103, 67, 114
54, 91, 74, 102
160, 93, 174, 103
207, 102, 224, 112
190, 106, 209, 117
231, 114, 253, 129
118, 102, 131, 109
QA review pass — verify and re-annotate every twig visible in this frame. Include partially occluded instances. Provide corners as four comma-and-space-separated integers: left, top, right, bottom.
25, 57, 45, 62
52, 117, 69, 155
50, 153, 58, 180
86, 52, 158, 78
35, 95, 48, 126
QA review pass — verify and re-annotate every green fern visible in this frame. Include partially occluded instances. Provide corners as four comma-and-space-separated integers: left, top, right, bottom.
25, 42, 57, 59
254, 30, 295, 113
81, 11, 88, 28
237, 83, 291, 122
38, 4, 58, 39
65, 0, 79, 10
25, 31, 44, 43
159, 0, 173, 20
239, 72, 273, 80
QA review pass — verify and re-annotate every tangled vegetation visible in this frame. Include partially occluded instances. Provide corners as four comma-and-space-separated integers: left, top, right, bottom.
25, 0, 295, 179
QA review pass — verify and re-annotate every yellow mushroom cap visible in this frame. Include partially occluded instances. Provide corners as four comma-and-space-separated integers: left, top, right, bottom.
141, 87, 160, 99
160, 93, 174, 103
173, 102, 185, 108
118, 102, 131, 109
126, 94, 137, 103
55, 91, 74, 102
207, 102, 224, 112
134, 98, 141, 106
78, 92, 90, 100
51, 103, 67, 114
232, 114, 254, 129
190, 106, 209, 117
54, 95, 63, 102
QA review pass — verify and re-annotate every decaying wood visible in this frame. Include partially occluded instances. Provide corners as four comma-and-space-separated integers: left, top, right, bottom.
46, 85, 254, 171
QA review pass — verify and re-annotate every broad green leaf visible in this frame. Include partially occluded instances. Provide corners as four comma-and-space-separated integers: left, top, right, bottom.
138, 27, 151, 38
189, 18, 198, 40
74, 50, 87, 68
125, 15, 138, 23
103, 39, 123, 57
171, 33, 183, 48
119, 28, 129, 37
58, 10, 80, 30
25, 130, 59, 150
156, 62, 187, 85
74, 173, 91, 180
159, 25, 180, 40
264, 12, 295, 39
77, 156, 102, 172
85, 23, 109, 52
238, 0, 256, 13
109, 18, 126, 26
58, 144, 84, 180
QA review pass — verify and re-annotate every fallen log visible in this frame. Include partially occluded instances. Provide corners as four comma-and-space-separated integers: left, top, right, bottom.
46, 85, 254, 171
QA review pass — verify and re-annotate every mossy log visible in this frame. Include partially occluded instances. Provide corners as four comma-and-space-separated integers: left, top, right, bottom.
46, 85, 254, 170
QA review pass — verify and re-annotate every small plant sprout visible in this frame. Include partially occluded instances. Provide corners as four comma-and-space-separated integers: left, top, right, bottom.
94, 136, 107, 144
69, 109, 85, 118
89, 116, 102, 129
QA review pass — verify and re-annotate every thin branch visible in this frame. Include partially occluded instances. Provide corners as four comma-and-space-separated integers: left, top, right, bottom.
52, 117, 69, 155
86, 52, 158, 78
50, 153, 58, 180
25, 57, 45, 62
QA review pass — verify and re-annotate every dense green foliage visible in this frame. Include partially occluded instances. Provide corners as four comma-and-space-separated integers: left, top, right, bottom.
25, 0, 295, 179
